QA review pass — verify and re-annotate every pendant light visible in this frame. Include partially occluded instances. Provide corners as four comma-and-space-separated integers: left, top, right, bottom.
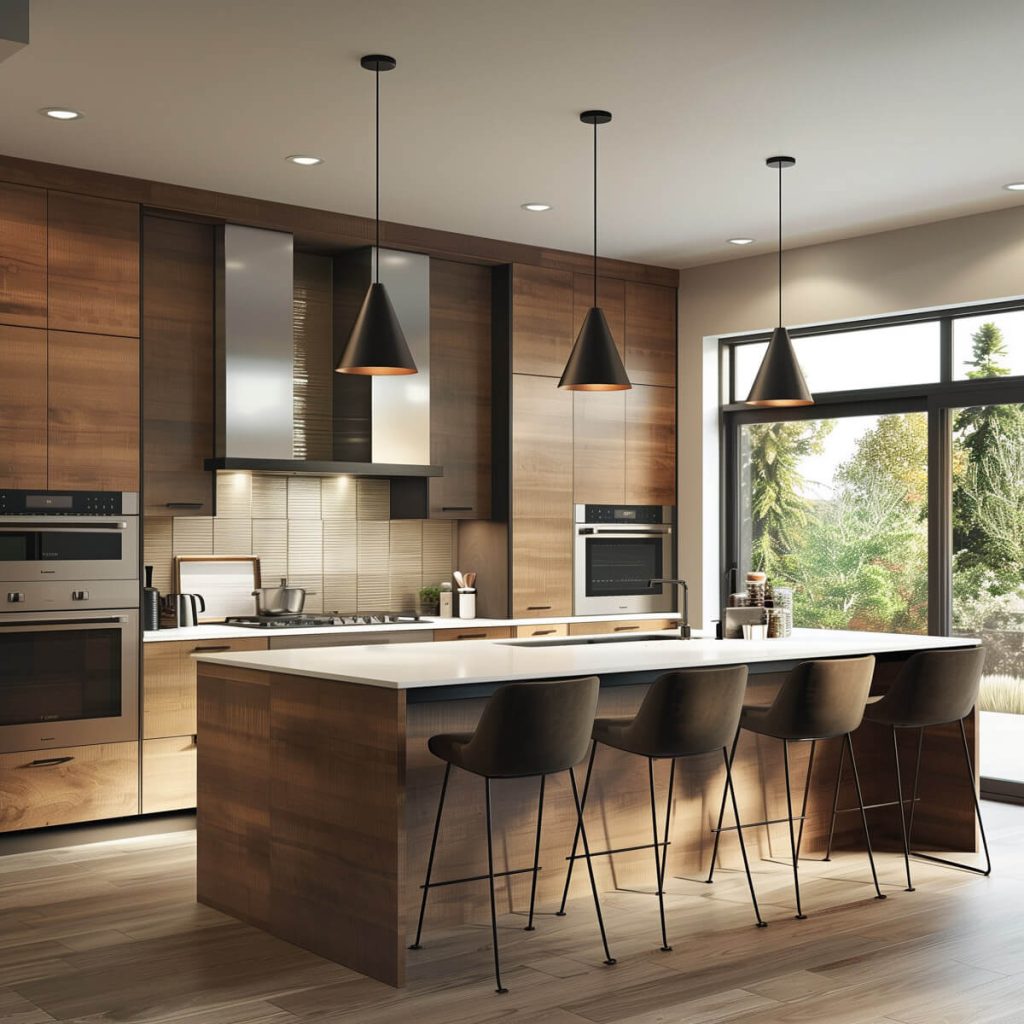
745, 155, 813, 407
558, 110, 631, 392
336, 54, 417, 376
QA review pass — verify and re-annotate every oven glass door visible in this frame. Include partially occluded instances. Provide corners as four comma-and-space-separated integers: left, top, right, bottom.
585, 536, 664, 598
0, 611, 138, 752
0, 519, 138, 581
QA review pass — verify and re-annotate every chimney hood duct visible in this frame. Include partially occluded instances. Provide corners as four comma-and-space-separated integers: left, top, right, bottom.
207, 225, 441, 482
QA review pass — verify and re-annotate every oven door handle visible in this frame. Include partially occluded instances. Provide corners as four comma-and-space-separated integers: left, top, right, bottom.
579, 527, 673, 536
0, 522, 129, 531
0, 616, 127, 628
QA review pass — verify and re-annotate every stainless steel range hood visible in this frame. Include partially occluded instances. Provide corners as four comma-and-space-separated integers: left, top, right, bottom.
207, 224, 441, 480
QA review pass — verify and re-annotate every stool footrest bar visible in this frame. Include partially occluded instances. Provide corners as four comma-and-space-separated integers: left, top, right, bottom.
420, 866, 541, 890
833, 796, 921, 815
566, 841, 671, 861
713, 814, 805, 833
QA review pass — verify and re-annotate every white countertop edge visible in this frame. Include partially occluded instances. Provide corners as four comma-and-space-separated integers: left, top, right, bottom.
143, 612, 681, 643
192, 629, 980, 691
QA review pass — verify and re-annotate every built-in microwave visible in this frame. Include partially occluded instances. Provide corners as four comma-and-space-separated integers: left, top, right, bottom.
573, 504, 675, 615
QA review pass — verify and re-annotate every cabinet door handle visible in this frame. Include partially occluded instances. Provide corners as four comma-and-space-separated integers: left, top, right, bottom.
614, 625, 640, 632
455, 632, 487, 639
191, 645, 231, 653
165, 502, 204, 510
28, 756, 74, 767
527, 605, 552, 611
442, 506, 473, 512
530, 629, 557, 636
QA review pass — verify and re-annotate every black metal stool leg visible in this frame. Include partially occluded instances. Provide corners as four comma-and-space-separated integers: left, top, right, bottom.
906, 726, 925, 842
659, 758, 676, 899
845, 733, 886, 901
910, 718, 992, 877
568, 765, 616, 966
723, 746, 767, 928
648, 757, 672, 951
409, 761, 450, 950
557, 740, 597, 916
891, 726, 915, 892
824, 733, 846, 862
782, 739, 807, 920
707, 727, 740, 883
525, 774, 545, 930
795, 740, 817, 860
484, 777, 507, 994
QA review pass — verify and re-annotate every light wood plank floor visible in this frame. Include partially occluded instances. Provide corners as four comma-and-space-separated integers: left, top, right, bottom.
1, 802, 1022, 1023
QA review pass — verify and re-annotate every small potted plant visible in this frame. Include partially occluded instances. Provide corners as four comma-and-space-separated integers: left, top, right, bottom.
417, 585, 441, 617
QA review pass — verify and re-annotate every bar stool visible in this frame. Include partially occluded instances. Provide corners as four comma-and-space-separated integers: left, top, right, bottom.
709, 655, 886, 919
824, 646, 990, 891
557, 666, 766, 951
409, 675, 615, 994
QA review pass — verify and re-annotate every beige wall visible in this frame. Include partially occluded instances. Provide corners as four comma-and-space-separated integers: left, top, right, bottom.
677, 203, 1024, 626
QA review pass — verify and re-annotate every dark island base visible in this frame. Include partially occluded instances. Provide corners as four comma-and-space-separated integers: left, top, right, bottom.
196, 653, 978, 987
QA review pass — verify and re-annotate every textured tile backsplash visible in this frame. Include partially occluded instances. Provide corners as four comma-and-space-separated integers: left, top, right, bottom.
143, 472, 457, 613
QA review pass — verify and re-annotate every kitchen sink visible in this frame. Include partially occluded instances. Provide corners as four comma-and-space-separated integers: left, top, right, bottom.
499, 632, 682, 648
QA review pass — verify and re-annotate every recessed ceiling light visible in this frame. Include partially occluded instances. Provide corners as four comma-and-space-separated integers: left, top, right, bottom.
40, 107, 82, 120
521, 202, 552, 212
1003, 182, 1024, 191
286, 154, 323, 166
728, 237, 755, 245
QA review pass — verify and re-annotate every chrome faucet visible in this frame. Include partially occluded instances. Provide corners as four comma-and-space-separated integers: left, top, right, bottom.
648, 578, 691, 639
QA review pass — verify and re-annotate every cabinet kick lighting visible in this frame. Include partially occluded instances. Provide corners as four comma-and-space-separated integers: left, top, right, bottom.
286, 154, 323, 166
744, 156, 814, 408
558, 110, 631, 392
728, 237, 755, 245
521, 202, 552, 212
40, 107, 82, 120
1003, 182, 1024, 191
336, 55, 417, 377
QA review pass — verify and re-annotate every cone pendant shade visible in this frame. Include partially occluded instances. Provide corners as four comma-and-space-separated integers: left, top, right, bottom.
559, 307, 631, 391
745, 326, 812, 406
336, 281, 416, 376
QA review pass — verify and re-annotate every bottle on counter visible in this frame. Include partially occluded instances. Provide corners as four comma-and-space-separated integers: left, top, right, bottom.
143, 565, 160, 632
439, 582, 454, 618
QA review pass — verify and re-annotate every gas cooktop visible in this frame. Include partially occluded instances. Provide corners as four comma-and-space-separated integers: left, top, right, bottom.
224, 612, 425, 629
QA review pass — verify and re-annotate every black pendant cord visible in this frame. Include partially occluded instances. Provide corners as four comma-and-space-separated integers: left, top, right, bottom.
374, 63, 380, 284
777, 158, 783, 327
593, 119, 598, 308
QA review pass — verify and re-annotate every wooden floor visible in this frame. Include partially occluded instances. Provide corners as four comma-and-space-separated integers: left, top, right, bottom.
1, 803, 1022, 1024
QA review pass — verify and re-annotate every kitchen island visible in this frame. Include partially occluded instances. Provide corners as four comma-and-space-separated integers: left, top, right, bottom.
194, 629, 980, 986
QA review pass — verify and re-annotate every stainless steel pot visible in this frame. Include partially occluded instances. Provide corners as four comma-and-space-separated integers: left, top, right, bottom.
251, 577, 308, 616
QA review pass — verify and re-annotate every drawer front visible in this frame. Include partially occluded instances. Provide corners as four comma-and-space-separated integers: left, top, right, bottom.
143, 638, 267, 739
515, 623, 569, 639
142, 736, 196, 814
433, 626, 514, 642
0, 742, 138, 832
568, 619, 676, 637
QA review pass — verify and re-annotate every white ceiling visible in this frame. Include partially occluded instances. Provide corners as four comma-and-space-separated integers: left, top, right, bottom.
2, 0, 1024, 269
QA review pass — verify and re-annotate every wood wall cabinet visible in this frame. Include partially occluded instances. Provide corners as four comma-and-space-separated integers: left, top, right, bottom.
624, 281, 676, 387
47, 191, 140, 337
511, 264, 573, 377
511, 374, 573, 616
142, 215, 216, 516
0, 182, 46, 328
573, 390, 626, 504
0, 325, 47, 488
0, 742, 139, 833
625, 384, 676, 506
429, 258, 492, 519
47, 330, 140, 491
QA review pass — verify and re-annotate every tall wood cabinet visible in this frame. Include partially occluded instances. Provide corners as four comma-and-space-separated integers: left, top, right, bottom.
503, 264, 677, 617
0, 185, 141, 493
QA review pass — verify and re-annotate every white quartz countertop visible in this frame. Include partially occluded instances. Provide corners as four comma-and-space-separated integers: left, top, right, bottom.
192, 628, 979, 690
143, 612, 680, 643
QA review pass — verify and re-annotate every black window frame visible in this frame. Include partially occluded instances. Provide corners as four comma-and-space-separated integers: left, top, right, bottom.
720, 299, 1024, 800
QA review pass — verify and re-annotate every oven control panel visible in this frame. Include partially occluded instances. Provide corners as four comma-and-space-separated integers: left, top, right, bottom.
0, 490, 137, 516
578, 504, 670, 525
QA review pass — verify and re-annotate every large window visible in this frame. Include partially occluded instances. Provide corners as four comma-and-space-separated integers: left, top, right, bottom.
723, 304, 1024, 799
